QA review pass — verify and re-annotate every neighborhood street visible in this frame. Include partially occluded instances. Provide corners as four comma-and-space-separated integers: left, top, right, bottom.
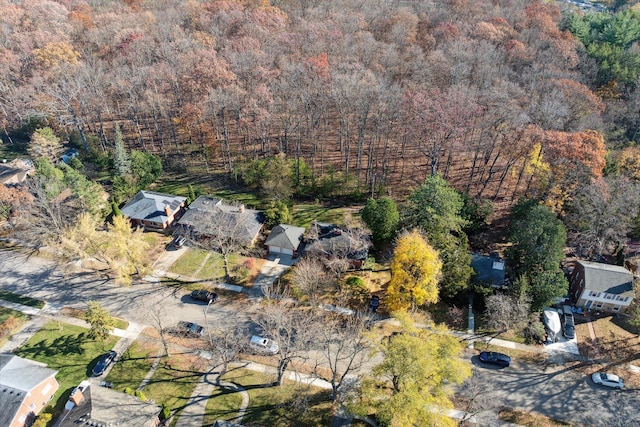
2, 248, 640, 426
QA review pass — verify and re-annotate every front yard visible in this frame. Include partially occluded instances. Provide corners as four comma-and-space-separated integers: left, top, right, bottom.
169, 248, 265, 284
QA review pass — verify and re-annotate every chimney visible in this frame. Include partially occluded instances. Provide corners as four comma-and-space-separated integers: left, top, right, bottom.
69, 387, 85, 406
239, 204, 245, 213
164, 205, 171, 216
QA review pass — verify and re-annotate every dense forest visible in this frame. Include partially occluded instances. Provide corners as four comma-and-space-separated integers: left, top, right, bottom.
3, 0, 640, 255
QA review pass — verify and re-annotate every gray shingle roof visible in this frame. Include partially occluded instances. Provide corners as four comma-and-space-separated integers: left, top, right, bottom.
265, 224, 306, 251
120, 190, 186, 224
471, 254, 506, 286
578, 260, 634, 296
0, 355, 58, 427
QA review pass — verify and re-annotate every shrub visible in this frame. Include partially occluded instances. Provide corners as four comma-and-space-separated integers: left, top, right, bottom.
134, 389, 147, 401
123, 387, 134, 395
345, 276, 365, 289
160, 404, 171, 420
523, 317, 546, 344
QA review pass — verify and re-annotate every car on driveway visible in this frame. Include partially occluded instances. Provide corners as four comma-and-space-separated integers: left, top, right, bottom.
563, 312, 575, 339
190, 289, 218, 303
542, 308, 562, 343
177, 321, 205, 337
592, 372, 624, 389
92, 350, 117, 376
479, 351, 511, 368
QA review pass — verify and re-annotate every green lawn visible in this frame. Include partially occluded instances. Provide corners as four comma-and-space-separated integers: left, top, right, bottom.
203, 368, 333, 426
196, 252, 226, 280
291, 204, 360, 228
106, 339, 162, 392
169, 248, 209, 276
141, 353, 207, 426
0, 290, 45, 308
15, 321, 119, 414
0, 306, 28, 323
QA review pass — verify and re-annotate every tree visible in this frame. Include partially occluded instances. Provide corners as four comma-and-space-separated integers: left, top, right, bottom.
28, 127, 63, 163
306, 225, 372, 278
291, 257, 331, 306
314, 313, 371, 402
207, 321, 246, 379
264, 200, 293, 229
113, 123, 131, 177
483, 293, 529, 334
403, 175, 473, 298
254, 300, 318, 386
130, 150, 162, 189
240, 153, 295, 200
387, 229, 441, 312
506, 200, 567, 278
526, 270, 568, 312
361, 197, 399, 247
347, 312, 471, 426
62, 213, 150, 286
85, 301, 116, 341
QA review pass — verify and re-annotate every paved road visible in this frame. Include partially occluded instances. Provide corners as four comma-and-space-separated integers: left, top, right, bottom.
470, 356, 640, 426
0, 248, 255, 334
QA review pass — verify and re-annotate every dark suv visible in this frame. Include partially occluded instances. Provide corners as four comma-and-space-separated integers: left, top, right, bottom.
563, 313, 575, 339
190, 290, 218, 303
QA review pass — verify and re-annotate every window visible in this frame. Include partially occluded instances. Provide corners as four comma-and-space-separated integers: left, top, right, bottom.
590, 291, 598, 297
605, 294, 613, 300
585, 300, 593, 308
613, 306, 621, 311
596, 302, 604, 308
30, 403, 36, 410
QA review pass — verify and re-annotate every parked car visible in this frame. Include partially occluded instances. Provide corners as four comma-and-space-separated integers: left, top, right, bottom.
177, 321, 205, 337
479, 351, 511, 368
190, 289, 218, 303
592, 372, 624, 389
542, 308, 562, 342
92, 350, 117, 376
249, 335, 279, 354
369, 295, 380, 313
563, 312, 575, 339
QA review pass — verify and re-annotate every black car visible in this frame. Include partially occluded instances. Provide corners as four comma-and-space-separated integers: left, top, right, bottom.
177, 321, 205, 337
92, 350, 117, 376
479, 351, 511, 368
563, 313, 576, 339
190, 289, 219, 303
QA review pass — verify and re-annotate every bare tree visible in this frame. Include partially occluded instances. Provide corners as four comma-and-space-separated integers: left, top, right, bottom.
149, 305, 171, 357
306, 226, 371, 278
483, 294, 529, 335
314, 312, 371, 402
291, 257, 331, 306
456, 371, 502, 426
254, 300, 318, 386
207, 321, 246, 379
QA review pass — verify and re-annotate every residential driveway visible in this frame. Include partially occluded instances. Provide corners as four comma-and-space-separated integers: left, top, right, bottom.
247, 254, 298, 300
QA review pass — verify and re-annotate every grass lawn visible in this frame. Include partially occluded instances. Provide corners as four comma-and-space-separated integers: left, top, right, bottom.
0, 290, 45, 308
106, 337, 162, 392
141, 352, 209, 427
203, 368, 333, 427
60, 307, 129, 330
291, 203, 361, 228
0, 307, 29, 346
169, 248, 209, 276
195, 252, 225, 280
0, 306, 28, 323
15, 321, 119, 415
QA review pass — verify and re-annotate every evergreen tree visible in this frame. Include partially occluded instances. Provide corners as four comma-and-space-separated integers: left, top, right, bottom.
113, 123, 131, 177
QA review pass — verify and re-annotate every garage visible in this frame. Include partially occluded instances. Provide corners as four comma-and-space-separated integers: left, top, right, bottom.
264, 225, 306, 258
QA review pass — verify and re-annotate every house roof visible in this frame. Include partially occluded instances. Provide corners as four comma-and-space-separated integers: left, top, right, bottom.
471, 254, 506, 286
121, 190, 186, 224
178, 196, 264, 245
60, 384, 160, 427
0, 355, 58, 427
264, 224, 306, 251
308, 225, 369, 261
577, 260, 634, 297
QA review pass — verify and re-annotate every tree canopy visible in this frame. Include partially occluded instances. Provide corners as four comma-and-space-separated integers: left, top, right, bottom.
361, 197, 399, 247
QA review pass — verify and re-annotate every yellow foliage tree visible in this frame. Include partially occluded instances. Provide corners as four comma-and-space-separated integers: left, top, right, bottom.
32, 41, 80, 69
62, 213, 150, 286
386, 229, 441, 312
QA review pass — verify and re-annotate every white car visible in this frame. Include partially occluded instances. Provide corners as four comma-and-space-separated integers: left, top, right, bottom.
592, 372, 624, 389
249, 335, 279, 355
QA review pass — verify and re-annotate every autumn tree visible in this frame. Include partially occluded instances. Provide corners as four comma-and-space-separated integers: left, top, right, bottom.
62, 213, 150, 286
361, 197, 399, 247
291, 257, 331, 306
85, 301, 116, 341
387, 229, 441, 312
347, 312, 471, 426
29, 127, 64, 163
402, 175, 473, 298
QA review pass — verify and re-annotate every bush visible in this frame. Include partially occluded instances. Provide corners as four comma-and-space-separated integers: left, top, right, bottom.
134, 389, 147, 401
160, 404, 171, 420
345, 276, 365, 289
123, 387, 134, 395
31, 411, 53, 427
523, 317, 546, 344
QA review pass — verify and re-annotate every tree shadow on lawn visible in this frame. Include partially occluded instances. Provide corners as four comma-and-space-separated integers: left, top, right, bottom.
19, 332, 88, 358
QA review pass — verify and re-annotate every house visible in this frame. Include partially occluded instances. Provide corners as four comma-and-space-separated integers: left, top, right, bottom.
177, 196, 264, 246
120, 190, 187, 230
0, 159, 34, 185
264, 224, 305, 257
306, 222, 370, 269
0, 354, 59, 427
569, 260, 635, 314
471, 253, 506, 288
59, 380, 161, 427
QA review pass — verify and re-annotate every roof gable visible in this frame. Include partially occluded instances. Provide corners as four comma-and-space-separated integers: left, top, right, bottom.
265, 224, 306, 250
121, 190, 186, 223
578, 260, 634, 296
